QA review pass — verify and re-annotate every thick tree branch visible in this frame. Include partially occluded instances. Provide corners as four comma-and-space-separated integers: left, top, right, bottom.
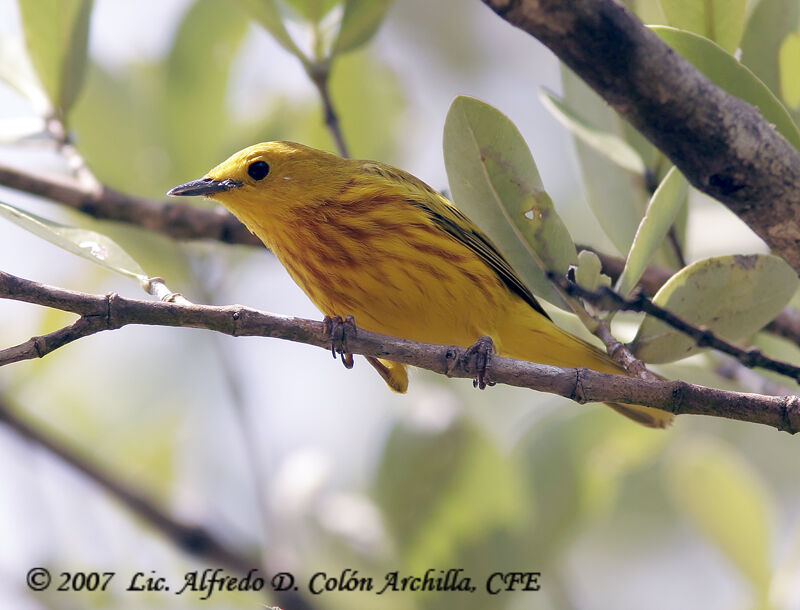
483, 0, 800, 274
0, 396, 315, 609
2, 270, 799, 432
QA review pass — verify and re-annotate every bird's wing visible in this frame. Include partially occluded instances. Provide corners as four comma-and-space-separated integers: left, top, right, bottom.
410, 197, 552, 321
360, 161, 551, 321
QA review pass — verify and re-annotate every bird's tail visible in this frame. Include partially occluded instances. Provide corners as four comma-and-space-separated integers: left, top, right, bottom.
498, 310, 674, 429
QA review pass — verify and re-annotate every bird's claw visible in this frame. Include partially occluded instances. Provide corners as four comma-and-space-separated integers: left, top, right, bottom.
463, 336, 495, 390
323, 315, 356, 369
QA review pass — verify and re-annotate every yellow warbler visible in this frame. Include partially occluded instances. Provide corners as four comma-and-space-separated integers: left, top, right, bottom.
169, 141, 672, 428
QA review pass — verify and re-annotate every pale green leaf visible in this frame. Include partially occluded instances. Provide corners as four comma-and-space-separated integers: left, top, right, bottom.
283, 0, 339, 23
575, 250, 610, 292
518, 410, 669, 559
0, 201, 147, 281
18, 0, 93, 116
561, 66, 648, 254
375, 421, 527, 574
740, 0, 800, 120
652, 26, 800, 151
444, 96, 576, 309
616, 167, 688, 296
632, 254, 799, 363
769, 516, 800, 609
539, 90, 646, 175
666, 438, 772, 601
165, 0, 249, 179
333, 0, 394, 55
779, 31, 800, 110
658, 0, 746, 53
0, 36, 51, 114
235, 0, 308, 64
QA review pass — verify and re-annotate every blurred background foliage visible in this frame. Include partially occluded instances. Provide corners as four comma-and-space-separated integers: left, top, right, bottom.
1, 0, 800, 609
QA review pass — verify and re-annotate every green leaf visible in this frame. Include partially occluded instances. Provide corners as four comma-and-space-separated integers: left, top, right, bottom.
18, 0, 93, 117
616, 166, 688, 296
164, 0, 249, 179
235, 0, 308, 64
539, 89, 646, 175
652, 26, 800, 151
0, 36, 51, 113
779, 31, 800, 110
631, 254, 799, 363
657, 0, 746, 53
0, 200, 147, 281
374, 421, 526, 574
770, 516, 800, 609
333, 0, 394, 55
740, 0, 800, 120
283, 0, 339, 23
575, 250, 610, 293
666, 438, 772, 602
444, 95, 577, 309
561, 66, 649, 254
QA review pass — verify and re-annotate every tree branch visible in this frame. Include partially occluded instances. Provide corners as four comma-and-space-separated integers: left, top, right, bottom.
0, 395, 315, 610
0, 162, 260, 246
554, 275, 800, 382
579, 244, 800, 347
482, 0, 800, 274
308, 64, 350, 158
3, 269, 799, 432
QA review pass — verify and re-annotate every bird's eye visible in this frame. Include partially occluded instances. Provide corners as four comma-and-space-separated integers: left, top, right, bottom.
248, 160, 270, 181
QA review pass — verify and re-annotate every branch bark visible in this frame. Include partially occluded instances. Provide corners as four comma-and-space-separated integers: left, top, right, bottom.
3, 269, 799, 433
0, 163, 260, 246
482, 0, 800, 274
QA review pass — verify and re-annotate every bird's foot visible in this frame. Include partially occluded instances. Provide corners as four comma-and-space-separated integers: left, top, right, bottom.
463, 336, 495, 390
323, 315, 356, 369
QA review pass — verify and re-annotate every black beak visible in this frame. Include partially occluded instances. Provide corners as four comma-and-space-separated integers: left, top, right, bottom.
167, 177, 242, 197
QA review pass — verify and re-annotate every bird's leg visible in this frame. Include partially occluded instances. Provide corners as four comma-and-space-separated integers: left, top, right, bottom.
463, 336, 496, 390
323, 315, 356, 369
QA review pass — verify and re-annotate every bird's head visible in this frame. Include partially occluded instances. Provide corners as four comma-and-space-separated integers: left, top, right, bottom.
167, 141, 353, 229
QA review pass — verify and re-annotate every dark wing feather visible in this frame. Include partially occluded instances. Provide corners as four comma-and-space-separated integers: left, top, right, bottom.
410, 199, 552, 321
359, 161, 551, 321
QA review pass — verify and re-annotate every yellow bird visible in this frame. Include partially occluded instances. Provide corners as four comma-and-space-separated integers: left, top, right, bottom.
169, 142, 672, 428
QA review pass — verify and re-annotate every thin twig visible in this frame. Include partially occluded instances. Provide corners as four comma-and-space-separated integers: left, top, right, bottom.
0, 395, 315, 609
578, 244, 800, 348
3, 269, 800, 432
591, 318, 657, 380
553, 274, 800, 382
767, 309, 800, 345
713, 354, 797, 397
308, 64, 350, 158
